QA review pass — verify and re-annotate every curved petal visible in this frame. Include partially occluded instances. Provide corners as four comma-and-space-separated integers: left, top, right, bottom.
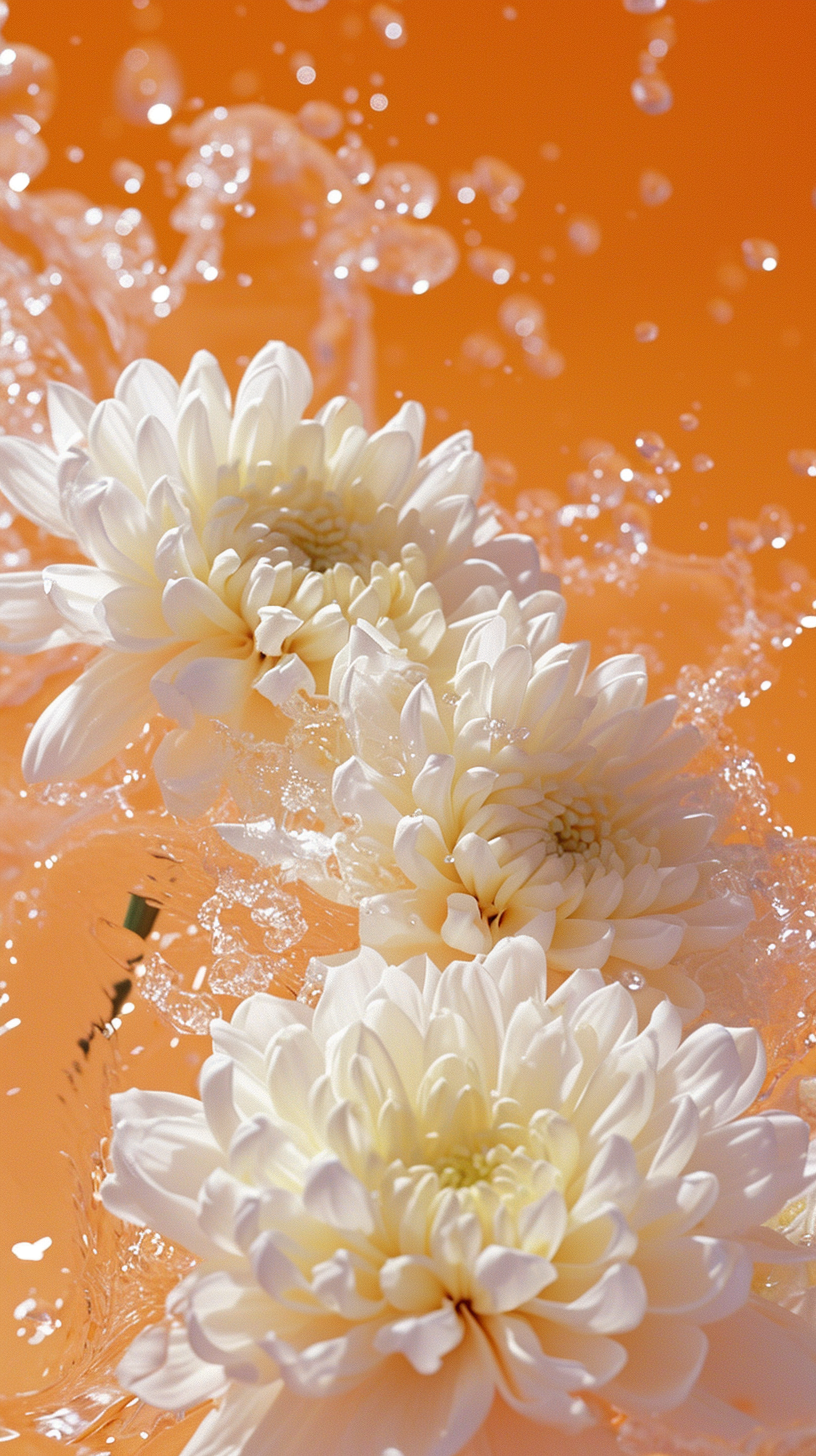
117, 1320, 228, 1410
22, 647, 167, 783
0, 437, 71, 537
0, 571, 76, 653
47, 381, 94, 452
43, 563, 120, 645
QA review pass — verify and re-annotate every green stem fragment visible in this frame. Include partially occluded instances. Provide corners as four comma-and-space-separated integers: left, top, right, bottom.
124, 893, 160, 940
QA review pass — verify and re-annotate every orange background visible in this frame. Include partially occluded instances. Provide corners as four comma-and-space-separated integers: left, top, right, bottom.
2, 0, 816, 1430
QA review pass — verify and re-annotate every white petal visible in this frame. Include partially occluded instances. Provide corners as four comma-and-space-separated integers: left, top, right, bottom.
374, 1303, 463, 1374
302, 1156, 375, 1234
117, 1320, 228, 1410
472, 1246, 555, 1314
152, 719, 228, 818
0, 571, 75, 652
47, 381, 94, 452
22, 648, 165, 783
0, 437, 71, 537
43, 563, 119, 645
610, 1314, 708, 1412
115, 356, 180, 433
254, 653, 316, 705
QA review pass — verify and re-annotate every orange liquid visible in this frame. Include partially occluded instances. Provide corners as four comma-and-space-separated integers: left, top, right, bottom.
1, 1, 815, 1450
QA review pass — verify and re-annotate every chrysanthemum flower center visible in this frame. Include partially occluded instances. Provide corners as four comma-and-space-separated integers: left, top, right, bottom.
546, 797, 611, 858
434, 1147, 495, 1189
256, 479, 377, 576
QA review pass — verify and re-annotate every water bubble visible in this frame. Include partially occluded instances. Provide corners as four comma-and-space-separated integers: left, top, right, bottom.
757, 503, 793, 547
569, 450, 630, 509
462, 332, 505, 369
692, 454, 714, 472
0, 122, 47, 185
634, 320, 659, 342
623, 0, 666, 10
525, 344, 565, 379
741, 237, 779, 272
679, 412, 699, 431
566, 214, 601, 255
335, 133, 376, 185
620, 968, 646, 991
707, 297, 734, 324
297, 66, 317, 86
370, 92, 388, 111
111, 157, 145, 193
717, 260, 748, 292
635, 431, 668, 463
0, 42, 57, 126
365, 219, 459, 294
639, 168, 672, 205
788, 449, 816, 478
631, 74, 673, 115
728, 517, 764, 553
114, 41, 183, 126
370, 4, 406, 45
371, 162, 439, 219
468, 246, 515, 284
471, 154, 524, 216
497, 292, 545, 338
297, 99, 343, 139
485, 456, 518, 488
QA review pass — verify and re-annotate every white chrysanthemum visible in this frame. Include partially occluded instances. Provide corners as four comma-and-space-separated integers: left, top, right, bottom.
0, 341, 542, 813
101, 939, 816, 1456
319, 601, 751, 1018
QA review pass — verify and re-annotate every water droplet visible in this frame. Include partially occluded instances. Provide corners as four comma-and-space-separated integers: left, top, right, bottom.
741, 237, 779, 272
728, 517, 764, 553
335, 133, 376, 186
788, 449, 816, 478
484, 456, 517, 489
371, 162, 439, 219
462, 332, 505, 369
497, 292, 545, 338
370, 4, 406, 45
111, 157, 145, 193
757, 504, 793, 547
620, 968, 646, 991
679, 412, 699, 431
692, 454, 714, 472
471, 154, 524, 215
114, 41, 183, 126
569, 450, 630, 509
526, 345, 565, 379
634, 320, 659, 342
468, 246, 515, 284
639, 168, 672, 206
0, 121, 47, 185
364, 219, 459, 294
298, 99, 343, 139
0, 42, 56, 125
717, 261, 748, 292
631, 74, 673, 115
634, 432, 677, 475
564, 214, 601, 256
707, 297, 734, 324
623, 0, 666, 10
